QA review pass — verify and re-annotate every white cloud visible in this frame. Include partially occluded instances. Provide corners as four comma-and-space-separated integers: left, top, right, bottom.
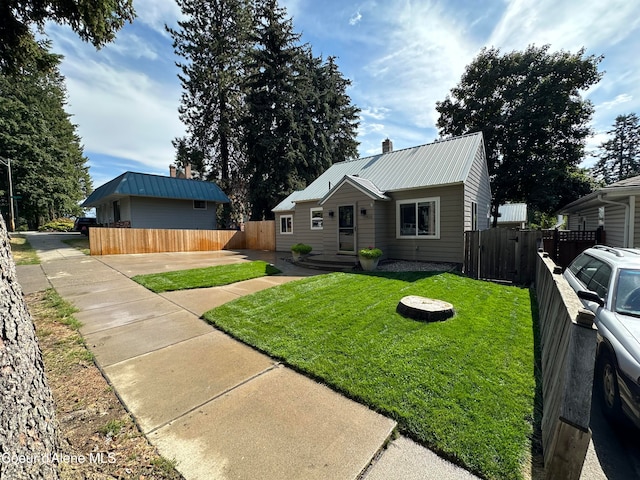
62, 57, 184, 170
350, 11, 363, 26
356, 2, 477, 130
103, 32, 159, 60
489, 0, 640, 51
597, 94, 633, 111
131, 0, 184, 34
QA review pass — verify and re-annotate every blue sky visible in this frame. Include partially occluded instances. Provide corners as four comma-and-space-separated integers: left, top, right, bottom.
44, 0, 640, 192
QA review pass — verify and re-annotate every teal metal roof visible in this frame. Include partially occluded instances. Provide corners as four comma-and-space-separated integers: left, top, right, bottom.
273, 132, 484, 212
82, 172, 230, 207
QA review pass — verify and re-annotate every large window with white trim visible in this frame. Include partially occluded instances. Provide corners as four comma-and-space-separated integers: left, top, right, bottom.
280, 215, 293, 234
397, 197, 440, 238
310, 207, 323, 230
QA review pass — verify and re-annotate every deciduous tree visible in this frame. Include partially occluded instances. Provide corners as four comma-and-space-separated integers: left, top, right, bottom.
436, 45, 602, 224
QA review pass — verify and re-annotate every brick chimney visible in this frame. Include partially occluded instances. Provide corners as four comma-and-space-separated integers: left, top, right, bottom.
185, 164, 192, 179
382, 138, 393, 154
169, 165, 177, 177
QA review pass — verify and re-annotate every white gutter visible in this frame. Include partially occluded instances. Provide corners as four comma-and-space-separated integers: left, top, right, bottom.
598, 194, 633, 247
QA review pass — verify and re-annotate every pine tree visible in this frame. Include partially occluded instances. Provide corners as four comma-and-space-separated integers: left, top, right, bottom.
168, 0, 253, 227
592, 113, 640, 184
0, 41, 91, 228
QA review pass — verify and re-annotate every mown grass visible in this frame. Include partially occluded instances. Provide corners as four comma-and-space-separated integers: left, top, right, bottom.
131, 260, 282, 293
203, 271, 535, 480
9, 234, 39, 265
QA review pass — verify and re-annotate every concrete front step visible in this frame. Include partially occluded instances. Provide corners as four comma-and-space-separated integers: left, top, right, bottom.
296, 254, 358, 272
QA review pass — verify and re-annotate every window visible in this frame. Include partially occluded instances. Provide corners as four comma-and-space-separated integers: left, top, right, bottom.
570, 254, 612, 299
193, 200, 206, 209
280, 215, 293, 234
310, 208, 323, 230
397, 197, 439, 238
113, 200, 121, 222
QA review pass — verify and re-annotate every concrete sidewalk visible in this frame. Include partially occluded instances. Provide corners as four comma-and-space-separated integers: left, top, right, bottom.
17, 232, 480, 480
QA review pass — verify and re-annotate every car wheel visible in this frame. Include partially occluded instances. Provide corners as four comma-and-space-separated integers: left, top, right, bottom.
599, 351, 623, 421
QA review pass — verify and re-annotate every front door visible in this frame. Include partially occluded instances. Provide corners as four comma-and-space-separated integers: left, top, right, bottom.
338, 205, 356, 254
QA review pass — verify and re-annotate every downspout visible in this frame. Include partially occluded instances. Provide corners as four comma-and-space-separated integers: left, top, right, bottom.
598, 194, 631, 247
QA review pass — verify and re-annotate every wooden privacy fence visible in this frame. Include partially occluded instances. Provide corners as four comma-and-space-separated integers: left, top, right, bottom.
535, 252, 597, 480
89, 221, 276, 255
542, 228, 605, 270
464, 229, 542, 284
244, 220, 276, 250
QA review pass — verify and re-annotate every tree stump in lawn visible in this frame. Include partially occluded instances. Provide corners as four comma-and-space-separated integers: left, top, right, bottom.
396, 296, 454, 322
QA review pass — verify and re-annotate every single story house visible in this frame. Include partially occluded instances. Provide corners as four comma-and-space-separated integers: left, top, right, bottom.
494, 203, 528, 229
557, 175, 640, 248
272, 132, 492, 264
82, 167, 230, 230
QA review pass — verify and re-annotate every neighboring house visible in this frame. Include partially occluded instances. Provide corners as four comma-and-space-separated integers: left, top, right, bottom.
557, 175, 640, 248
82, 167, 230, 230
494, 203, 528, 229
272, 133, 492, 264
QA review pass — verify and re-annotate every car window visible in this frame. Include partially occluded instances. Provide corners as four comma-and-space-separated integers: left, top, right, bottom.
615, 269, 640, 316
569, 253, 592, 277
587, 263, 611, 299
573, 256, 602, 289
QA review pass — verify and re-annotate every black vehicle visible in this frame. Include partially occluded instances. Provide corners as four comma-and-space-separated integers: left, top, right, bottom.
73, 217, 97, 234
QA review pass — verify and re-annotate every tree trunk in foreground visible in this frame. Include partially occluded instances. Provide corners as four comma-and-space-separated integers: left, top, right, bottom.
0, 215, 59, 479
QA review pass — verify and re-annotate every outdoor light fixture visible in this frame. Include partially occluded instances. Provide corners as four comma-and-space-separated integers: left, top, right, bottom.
328, 210, 334, 217
360, 208, 367, 216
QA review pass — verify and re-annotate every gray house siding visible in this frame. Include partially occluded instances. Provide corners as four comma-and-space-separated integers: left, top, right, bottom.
320, 183, 375, 256
602, 204, 626, 247
129, 197, 217, 229
383, 185, 465, 264
464, 146, 492, 231
274, 200, 324, 253
567, 206, 601, 231
275, 210, 296, 252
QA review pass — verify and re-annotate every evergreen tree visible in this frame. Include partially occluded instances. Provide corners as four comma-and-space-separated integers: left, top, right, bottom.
592, 113, 640, 184
168, 0, 253, 227
436, 45, 602, 224
243, 0, 306, 220
1, 0, 135, 72
243, 0, 359, 219
0, 42, 91, 228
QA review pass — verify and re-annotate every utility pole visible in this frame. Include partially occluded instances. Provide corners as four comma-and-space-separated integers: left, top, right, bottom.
0, 157, 15, 232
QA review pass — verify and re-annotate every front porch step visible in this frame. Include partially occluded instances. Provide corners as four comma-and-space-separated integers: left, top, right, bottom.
295, 254, 358, 272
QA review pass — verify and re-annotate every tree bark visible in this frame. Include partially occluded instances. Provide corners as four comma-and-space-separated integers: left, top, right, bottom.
0, 215, 59, 479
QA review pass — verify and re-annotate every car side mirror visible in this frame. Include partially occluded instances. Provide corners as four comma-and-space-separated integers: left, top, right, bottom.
577, 290, 605, 307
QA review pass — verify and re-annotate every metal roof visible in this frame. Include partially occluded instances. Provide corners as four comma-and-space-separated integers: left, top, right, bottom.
319, 175, 391, 205
558, 174, 640, 214
82, 172, 230, 207
273, 132, 484, 212
497, 203, 527, 223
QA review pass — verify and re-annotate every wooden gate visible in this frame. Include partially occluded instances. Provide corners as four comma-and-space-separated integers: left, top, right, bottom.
464, 229, 542, 285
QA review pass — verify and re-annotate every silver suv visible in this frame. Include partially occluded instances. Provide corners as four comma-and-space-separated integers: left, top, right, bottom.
563, 245, 640, 428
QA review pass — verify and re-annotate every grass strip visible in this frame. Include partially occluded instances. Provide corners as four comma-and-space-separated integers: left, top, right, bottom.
9, 234, 39, 265
203, 271, 535, 480
132, 260, 281, 293
63, 237, 90, 255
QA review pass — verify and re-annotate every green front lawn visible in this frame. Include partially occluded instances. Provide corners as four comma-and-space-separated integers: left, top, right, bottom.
203, 271, 536, 480
132, 261, 281, 293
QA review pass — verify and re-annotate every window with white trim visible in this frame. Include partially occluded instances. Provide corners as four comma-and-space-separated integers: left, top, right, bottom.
280, 215, 293, 234
310, 207, 323, 230
471, 201, 478, 230
397, 197, 440, 238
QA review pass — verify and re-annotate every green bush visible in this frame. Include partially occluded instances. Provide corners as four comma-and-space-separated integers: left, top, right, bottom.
358, 247, 383, 259
38, 218, 74, 232
291, 243, 312, 254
